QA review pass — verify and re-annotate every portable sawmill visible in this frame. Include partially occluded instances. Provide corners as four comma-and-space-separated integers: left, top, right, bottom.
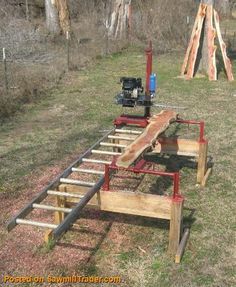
6, 41, 211, 263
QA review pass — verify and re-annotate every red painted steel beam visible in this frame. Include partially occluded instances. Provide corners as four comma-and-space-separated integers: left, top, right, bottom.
176, 119, 206, 143
104, 159, 182, 199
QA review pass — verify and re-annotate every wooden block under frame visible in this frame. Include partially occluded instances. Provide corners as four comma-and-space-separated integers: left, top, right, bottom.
151, 137, 209, 186
54, 184, 185, 260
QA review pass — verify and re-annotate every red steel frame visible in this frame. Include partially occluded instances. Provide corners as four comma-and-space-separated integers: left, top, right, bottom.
103, 158, 183, 202
176, 119, 206, 143
145, 40, 153, 94
105, 117, 207, 201
114, 117, 206, 143
113, 115, 149, 128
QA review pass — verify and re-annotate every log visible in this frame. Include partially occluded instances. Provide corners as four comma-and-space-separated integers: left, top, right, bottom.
207, 5, 217, 81
214, 10, 234, 81
116, 110, 177, 168
186, 4, 207, 79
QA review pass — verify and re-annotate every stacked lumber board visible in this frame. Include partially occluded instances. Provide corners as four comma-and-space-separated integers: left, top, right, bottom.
116, 110, 177, 168
181, 3, 234, 81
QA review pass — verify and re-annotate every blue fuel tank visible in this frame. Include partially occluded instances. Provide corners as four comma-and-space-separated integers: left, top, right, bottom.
150, 73, 156, 93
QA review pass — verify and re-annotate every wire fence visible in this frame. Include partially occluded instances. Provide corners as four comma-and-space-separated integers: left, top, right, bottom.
0, 1, 235, 119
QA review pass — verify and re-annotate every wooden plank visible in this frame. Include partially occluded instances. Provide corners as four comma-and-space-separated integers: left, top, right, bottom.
197, 141, 208, 184
168, 198, 184, 255
153, 138, 199, 157
186, 4, 207, 79
175, 228, 190, 263
207, 5, 217, 81
116, 111, 177, 168
181, 4, 204, 75
59, 184, 172, 220
99, 191, 172, 220
214, 10, 234, 81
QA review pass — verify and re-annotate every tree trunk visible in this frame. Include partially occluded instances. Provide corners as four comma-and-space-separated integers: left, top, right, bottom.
107, 0, 131, 39
200, 0, 215, 73
45, 0, 70, 35
55, 0, 71, 34
45, 0, 60, 34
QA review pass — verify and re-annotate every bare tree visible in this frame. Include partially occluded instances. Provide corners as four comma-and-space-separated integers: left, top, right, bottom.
106, 0, 131, 39
55, 0, 70, 34
45, 0, 60, 34
45, 0, 70, 35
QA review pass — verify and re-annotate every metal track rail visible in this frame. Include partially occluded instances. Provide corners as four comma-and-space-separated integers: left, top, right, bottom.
7, 128, 115, 232
6, 125, 144, 240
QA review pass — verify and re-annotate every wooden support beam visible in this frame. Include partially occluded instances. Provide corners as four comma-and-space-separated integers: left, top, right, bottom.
54, 186, 66, 225
168, 197, 184, 255
175, 228, 190, 263
59, 184, 172, 220
153, 138, 199, 157
197, 141, 208, 184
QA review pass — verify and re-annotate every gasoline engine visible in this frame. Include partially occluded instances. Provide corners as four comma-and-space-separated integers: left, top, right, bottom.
115, 74, 156, 108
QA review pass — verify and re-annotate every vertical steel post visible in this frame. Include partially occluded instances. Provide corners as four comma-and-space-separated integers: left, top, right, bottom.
103, 164, 110, 191
199, 121, 205, 143
144, 41, 152, 118
173, 172, 180, 199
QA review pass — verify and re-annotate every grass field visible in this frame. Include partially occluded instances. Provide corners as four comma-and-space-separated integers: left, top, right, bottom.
0, 46, 235, 287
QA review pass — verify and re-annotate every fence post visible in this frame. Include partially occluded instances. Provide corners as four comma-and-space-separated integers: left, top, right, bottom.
25, 0, 29, 21
66, 31, 70, 71
3, 48, 9, 93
